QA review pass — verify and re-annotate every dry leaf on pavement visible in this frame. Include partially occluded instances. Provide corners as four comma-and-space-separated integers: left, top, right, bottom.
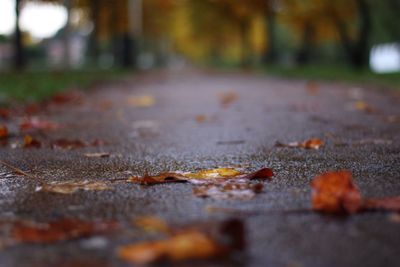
11, 219, 117, 243
118, 218, 244, 264
311, 171, 400, 214
128, 167, 273, 185
218, 92, 237, 108
127, 95, 155, 107
23, 135, 42, 148
36, 180, 110, 194
276, 138, 324, 150
311, 170, 362, 214
193, 182, 263, 200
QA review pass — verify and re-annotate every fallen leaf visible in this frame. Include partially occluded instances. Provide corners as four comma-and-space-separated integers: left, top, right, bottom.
0, 108, 10, 119
23, 135, 42, 148
51, 139, 86, 149
19, 117, 58, 132
50, 91, 82, 105
276, 138, 324, 150
195, 115, 207, 123
36, 180, 110, 194
363, 197, 400, 212
12, 219, 117, 243
118, 219, 244, 264
127, 95, 155, 107
219, 92, 237, 108
134, 216, 170, 234
84, 152, 110, 158
353, 101, 376, 113
306, 81, 319, 95
311, 171, 362, 214
0, 125, 8, 139
193, 182, 263, 200
128, 168, 273, 185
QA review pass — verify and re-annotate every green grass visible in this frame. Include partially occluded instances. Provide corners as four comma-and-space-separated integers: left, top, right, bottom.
0, 69, 129, 104
263, 65, 400, 89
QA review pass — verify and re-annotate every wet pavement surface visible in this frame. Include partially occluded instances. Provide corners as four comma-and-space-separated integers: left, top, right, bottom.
0, 70, 399, 267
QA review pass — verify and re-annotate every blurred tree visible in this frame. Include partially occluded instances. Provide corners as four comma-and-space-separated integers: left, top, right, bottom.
14, 0, 26, 70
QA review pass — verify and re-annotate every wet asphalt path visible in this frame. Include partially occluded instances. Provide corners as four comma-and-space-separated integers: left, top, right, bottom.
0, 70, 399, 267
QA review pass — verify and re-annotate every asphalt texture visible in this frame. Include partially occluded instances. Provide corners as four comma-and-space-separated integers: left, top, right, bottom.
0, 70, 399, 267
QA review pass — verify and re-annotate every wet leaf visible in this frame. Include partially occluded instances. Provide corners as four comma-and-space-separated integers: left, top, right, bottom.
0, 125, 8, 139
363, 197, 400, 212
193, 182, 263, 200
12, 219, 117, 243
128, 168, 273, 185
219, 92, 237, 108
118, 219, 244, 264
311, 171, 362, 214
23, 135, 42, 148
134, 216, 170, 234
84, 152, 110, 158
36, 180, 110, 194
19, 117, 58, 132
276, 138, 324, 150
127, 95, 155, 107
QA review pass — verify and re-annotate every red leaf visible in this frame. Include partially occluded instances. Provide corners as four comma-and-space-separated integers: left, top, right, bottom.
0, 125, 8, 139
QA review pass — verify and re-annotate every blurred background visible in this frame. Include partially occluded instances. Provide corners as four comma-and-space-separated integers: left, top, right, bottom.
0, 0, 400, 102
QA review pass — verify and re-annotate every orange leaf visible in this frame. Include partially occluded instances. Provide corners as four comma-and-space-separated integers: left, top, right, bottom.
12, 219, 118, 243
311, 171, 362, 214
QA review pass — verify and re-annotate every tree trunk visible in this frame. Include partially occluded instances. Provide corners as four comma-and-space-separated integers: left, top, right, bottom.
63, 0, 72, 69
334, 0, 371, 68
14, 0, 25, 70
296, 22, 314, 65
262, 8, 277, 64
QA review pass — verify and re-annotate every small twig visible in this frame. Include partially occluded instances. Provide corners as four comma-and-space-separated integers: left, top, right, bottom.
0, 160, 36, 179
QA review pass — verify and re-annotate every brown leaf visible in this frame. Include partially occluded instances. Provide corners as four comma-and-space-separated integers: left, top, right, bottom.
19, 117, 58, 132
0, 125, 8, 139
219, 92, 237, 108
128, 168, 273, 185
12, 219, 117, 243
117, 219, 244, 264
305, 81, 319, 95
50, 91, 82, 105
276, 138, 324, 150
311, 171, 362, 214
195, 115, 207, 123
23, 135, 42, 148
51, 139, 86, 150
363, 197, 400, 212
193, 182, 263, 200
36, 180, 110, 194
